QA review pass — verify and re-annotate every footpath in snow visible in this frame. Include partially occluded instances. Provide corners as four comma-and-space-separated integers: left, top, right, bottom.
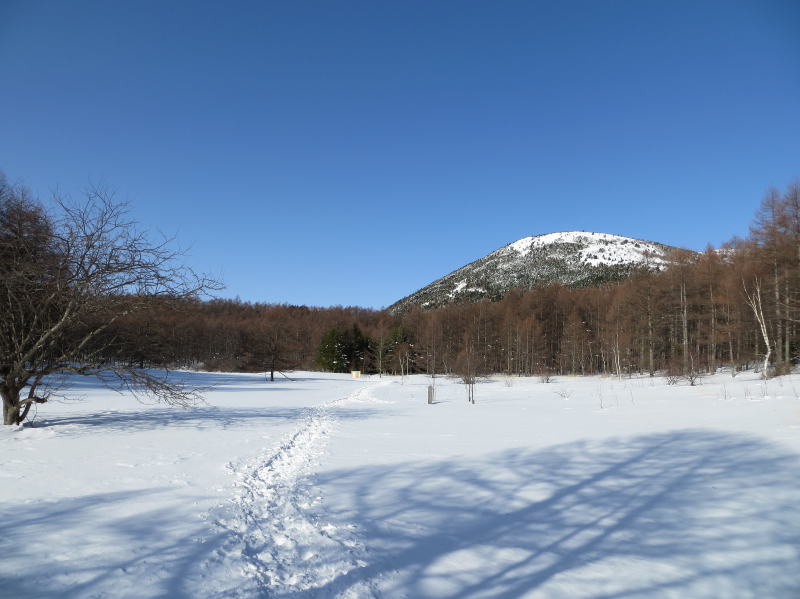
1, 370, 799, 598
202, 384, 383, 598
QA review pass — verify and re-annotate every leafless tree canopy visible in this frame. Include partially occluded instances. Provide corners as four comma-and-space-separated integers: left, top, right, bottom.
0, 175, 220, 425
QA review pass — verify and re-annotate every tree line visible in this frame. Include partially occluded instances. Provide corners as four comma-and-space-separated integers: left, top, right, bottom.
2, 174, 798, 424
93, 181, 800, 382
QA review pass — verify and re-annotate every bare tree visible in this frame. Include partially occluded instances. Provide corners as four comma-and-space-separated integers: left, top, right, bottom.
0, 177, 220, 425
743, 277, 771, 378
456, 329, 478, 404
258, 307, 300, 381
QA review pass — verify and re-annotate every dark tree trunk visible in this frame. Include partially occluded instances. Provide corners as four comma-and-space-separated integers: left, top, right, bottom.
2, 386, 22, 426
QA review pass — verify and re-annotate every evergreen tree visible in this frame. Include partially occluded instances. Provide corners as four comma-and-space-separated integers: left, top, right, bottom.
315, 325, 371, 372
316, 328, 349, 372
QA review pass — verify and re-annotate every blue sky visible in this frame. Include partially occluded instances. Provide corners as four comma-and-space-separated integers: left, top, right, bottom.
1, 1, 798, 308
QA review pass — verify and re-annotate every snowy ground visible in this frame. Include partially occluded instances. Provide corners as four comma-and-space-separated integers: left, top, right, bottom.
1, 370, 799, 598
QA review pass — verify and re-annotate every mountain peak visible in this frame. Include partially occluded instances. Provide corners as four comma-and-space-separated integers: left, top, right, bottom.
498, 231, 667, 265
390, 231, 674, 311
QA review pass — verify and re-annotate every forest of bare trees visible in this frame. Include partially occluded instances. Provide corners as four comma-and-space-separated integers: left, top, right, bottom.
3, 177, 799, 421
89, 182, 800, 383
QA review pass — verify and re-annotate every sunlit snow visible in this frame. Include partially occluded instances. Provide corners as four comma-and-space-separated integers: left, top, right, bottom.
501, 231, 667, 267
1, 370, 799, 598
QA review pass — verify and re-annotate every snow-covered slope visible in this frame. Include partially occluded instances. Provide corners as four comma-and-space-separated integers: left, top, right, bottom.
391, 231, 676, 311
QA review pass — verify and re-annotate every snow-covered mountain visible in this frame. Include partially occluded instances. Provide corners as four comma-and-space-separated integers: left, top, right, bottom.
391, 231, 676, 311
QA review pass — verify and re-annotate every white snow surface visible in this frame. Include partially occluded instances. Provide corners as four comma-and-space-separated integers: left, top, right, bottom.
501, 231, 667, 267
2, 370, 800, 598
450, 279, 468, 296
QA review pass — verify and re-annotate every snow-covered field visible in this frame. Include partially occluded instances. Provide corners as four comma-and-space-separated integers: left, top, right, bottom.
2, 370, 799, 598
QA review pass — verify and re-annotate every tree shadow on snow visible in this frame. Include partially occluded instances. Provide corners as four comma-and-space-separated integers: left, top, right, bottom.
33, 405, 306, 432
4, 429, 798, 599
34, 404, 381, 433
47, 369, 324, 394
0, 488, 232, 599
297, 429, 800, 598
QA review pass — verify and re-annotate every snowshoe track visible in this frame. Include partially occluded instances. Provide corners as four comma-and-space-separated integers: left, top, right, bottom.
209, 384, 382, 598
